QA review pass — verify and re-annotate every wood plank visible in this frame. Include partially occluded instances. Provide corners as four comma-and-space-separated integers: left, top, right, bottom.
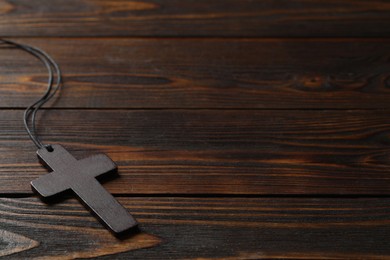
1, 109, 390, 194
1, 0, 390, 37
0, 197, 390, 258
1, 38, 390, 109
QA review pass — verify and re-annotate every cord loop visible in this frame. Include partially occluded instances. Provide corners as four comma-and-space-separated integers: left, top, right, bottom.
0, 39, 62, 149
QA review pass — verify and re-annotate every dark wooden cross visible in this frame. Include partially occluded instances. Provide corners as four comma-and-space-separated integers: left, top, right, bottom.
31, 144, 137, 234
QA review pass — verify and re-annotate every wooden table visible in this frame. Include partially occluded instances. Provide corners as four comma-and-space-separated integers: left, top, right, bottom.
1, 1, 390, 258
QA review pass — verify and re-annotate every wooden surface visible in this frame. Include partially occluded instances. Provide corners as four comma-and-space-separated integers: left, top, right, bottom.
1, 197, 390, 259
2, 110, 390, 195
0, 0, 390, 259
1, 38, 390, 109
1, 0, 390, 37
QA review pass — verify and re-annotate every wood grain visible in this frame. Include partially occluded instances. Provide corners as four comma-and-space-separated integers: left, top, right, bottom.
1, 197, 390, 259
1, 0, 390, 37
0, 109, 389, 194
0, 197, 161, 259
1, 38, 390, 109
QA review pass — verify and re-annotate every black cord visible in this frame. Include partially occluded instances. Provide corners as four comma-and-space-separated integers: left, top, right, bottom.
0, 39, 62, 151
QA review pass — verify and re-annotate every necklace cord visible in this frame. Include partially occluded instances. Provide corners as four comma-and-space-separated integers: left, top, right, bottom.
0, 39, 62, 151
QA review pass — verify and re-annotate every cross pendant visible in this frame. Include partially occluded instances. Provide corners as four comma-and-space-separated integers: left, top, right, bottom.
31, 144, 138, 234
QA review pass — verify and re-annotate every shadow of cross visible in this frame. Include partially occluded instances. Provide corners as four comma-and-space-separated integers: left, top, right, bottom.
31, 144, 138, 234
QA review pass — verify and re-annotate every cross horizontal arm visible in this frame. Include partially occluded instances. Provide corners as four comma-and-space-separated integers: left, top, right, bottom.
31, 172, 69, 197
78, 154, 117, 178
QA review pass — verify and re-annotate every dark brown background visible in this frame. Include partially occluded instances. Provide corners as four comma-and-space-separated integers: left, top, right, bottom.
0, 0, 390, 258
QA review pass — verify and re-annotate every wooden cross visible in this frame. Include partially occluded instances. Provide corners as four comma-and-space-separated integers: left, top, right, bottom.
31, 144, 138, 234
